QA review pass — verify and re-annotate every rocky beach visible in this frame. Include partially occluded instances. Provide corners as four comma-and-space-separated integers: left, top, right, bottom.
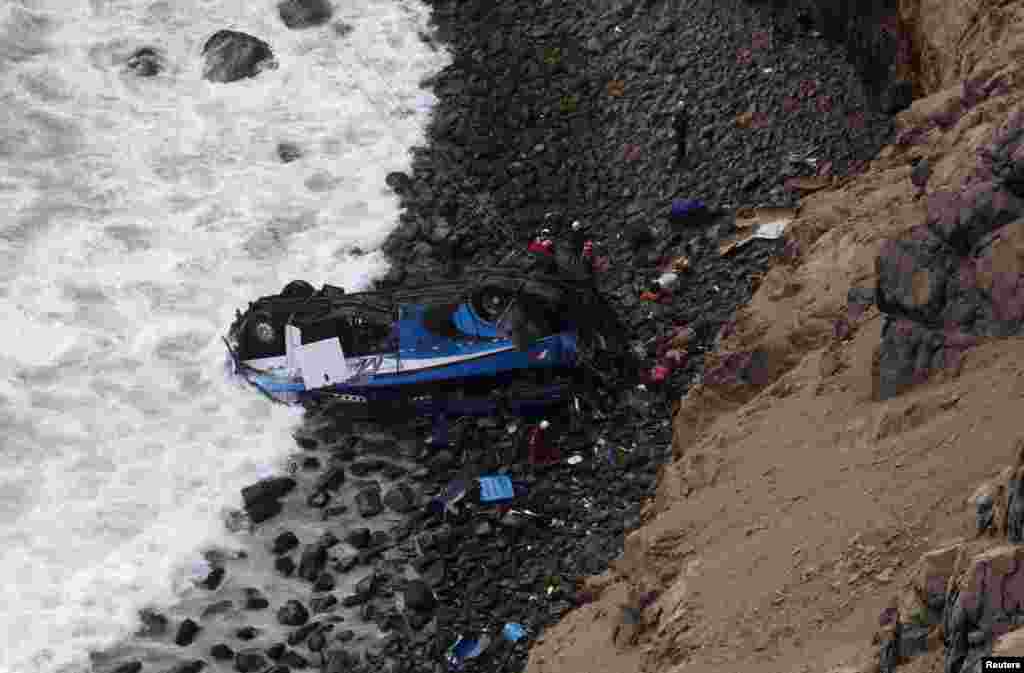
79, 0, 916, 672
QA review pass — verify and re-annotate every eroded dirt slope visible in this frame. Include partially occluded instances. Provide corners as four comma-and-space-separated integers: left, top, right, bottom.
526, 2, 1024, 673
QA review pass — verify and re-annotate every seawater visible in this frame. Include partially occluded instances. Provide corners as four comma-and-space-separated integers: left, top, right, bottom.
0, 1, 448, 670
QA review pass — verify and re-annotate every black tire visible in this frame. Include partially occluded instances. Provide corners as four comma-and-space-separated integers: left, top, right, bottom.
242, 310, 283, 359
281, 280, 316, 299
470, 282, 517, 322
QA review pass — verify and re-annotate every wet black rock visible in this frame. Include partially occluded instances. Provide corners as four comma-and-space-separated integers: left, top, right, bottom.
211, 644, 235, 660
354, 573, 377, 598
161, 661, 205, 673
126, 47, 164, 77
355, 487, 384, 518
421, 560, 446, 587
278, 0, 332, 29
882, 79, 915, 115
403, 579, 436, 613
272, 531, 300, 555
325, 646, 358, 671
302, 456, 320, 470
287, 620, 322, 646
311, 594, 338, 613
199, 566, 225, 590
235, 648, 267, 673
265, 667, 290, 673
236, 625, 259, 640
110, 662, 143, 673
243, 588, 269, 610
275, 555, 296, 577
313, 572, 336, 592
346, 527, 371, 549
137, 609, 169, 637
277, 599, 310, 627
341, 593, 368, 608
315, 466, 346, 493
265, 643, 287, 661
279, 650, 309, 669
385, 171, 412, 194
201, 30, 277, 83
298, 543, 328, 581
174, 618, 201, 646
383, 483, 418, 513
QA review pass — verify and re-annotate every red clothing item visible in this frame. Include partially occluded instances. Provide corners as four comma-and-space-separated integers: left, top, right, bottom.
527, 423, 560, 465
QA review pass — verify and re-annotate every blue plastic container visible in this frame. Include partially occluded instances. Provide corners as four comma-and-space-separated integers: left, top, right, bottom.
670, 198, 707, 220
478, 475, 515, 503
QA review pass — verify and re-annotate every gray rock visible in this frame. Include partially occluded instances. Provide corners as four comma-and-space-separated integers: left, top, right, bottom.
210, 643, 234, 660
126, 47, 164, 77
234, 648, 267, 673
272, 531, 300, 555
174, 618, 201, 646
346, 527, 371, 549
110, 662, 143, 673
277, 599, 310, 627
278, 0, 333, 29
298, 543, 328, 581
161, 661, 205, 673
383, 482, 418, 513
277, 142, 302, 163
355, 487, 384, 518
315, 466, 346, 493
201, 30, 277, 83
403, 579, 436, 613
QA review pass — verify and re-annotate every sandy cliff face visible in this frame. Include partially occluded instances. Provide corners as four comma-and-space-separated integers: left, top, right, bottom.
526, 2, 1024, 673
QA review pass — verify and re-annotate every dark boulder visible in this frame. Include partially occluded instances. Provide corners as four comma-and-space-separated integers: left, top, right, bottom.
278, 0, 333, 29
324, 648, 361, 673
298, 543, 328, 581
235, 648, 268, 673
287, 620, 322, 646
313, 572, 335, 592
174, 618, 201, 646
346, 527, 371, 549
161, 661, 205, 673
199, 565, 225, 590
126, 47, 164, 77
881, 79, 914, 115
275, 555, 296, 577
241, 477, 296, 508
272, 531, 300, 555
211, 643, 235, 660
277, 599, 310, 627
314, 466, 346, 493
355, 486, 383, 518
876, 318, 945, 400
311, 594, 338, 613
201, 30, 277, 83
265, 643, 286, 660
875, 233, 956, 323
110, 662, 143, 673
244, 588, 269, 610
245, 497, 282, 524
236, 625, 259, 640
385, 171, 412, 194
382, 482, 418, 513
277, 142, 302, 163
137, 609, 169, 637
279, 650, 309, 669
403, 579, 436, 612
926, 184, 1024, 254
